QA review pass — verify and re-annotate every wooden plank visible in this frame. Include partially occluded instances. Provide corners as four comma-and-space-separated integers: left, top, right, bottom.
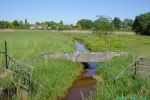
139, 57, 150, 59
138, 70, 150, 76
138, 65, 150, 69
138, 63, 150, 66
11, 81, 29, 90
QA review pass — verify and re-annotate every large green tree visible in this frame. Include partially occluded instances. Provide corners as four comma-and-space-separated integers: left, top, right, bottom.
112, 17, 121, 30
0, 21, 10, 28
11, 20, 19, 28
24, 19, 30, 28
76, 19, 93, 30
25, 19, 28, 25
18, 20, 24, 29
122, 18, 133, 31
133, 12, 150, 35
94, 16, 114, 34
59, 20, 63, 25
41, 22, 48, 29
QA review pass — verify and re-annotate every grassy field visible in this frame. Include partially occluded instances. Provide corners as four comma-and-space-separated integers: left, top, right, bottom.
0, 30, 150, 99
95, 56, 150, 99
73, 33, 150, 99
72, 33, 150, 99
0, 30, 83, 99
73, 33, 150, 56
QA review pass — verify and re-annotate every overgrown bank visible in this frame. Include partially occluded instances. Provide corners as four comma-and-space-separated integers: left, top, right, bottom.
95, 56, 150, 99
0, 30, 83, 99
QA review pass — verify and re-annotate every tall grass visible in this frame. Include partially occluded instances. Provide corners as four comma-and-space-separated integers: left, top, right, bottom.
31, 59, 82, 100
0, 30, 83, 99
73, 33, 150, 56
1, 30, 150, 99
95, 56, 150, 100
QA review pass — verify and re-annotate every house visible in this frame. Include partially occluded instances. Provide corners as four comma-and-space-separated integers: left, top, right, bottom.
30, 24, 35, 29
37, 25, 42, 29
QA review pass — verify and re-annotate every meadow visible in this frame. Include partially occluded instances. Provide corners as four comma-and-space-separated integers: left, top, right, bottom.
0, 30, 150, 99
73, 33, 150, 56
73, 33, 150, 99
0, 30, 83, 99
95, 56, 150, 99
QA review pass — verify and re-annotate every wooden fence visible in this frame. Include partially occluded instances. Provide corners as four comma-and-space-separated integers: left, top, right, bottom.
0, 41, 43, 99
135, 57, 150, 77
114, 57, 150, 82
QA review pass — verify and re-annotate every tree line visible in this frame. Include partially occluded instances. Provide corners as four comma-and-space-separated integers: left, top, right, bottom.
76, 12, 150, 35
0, 12, 150, 35
0, 19, 30, 29
0, 19, 75, 30
76, 17, 133, 32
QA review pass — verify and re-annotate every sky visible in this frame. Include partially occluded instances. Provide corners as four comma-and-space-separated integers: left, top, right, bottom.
0, 0, 150, 24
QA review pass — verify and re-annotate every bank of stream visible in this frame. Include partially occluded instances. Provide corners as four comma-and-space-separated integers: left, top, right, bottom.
63, 41, 97, 100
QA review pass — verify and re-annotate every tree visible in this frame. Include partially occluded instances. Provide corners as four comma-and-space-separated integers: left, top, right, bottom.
58, 24, 65, 30
59, 20, 63, 25
35, 22, 40, 26
0, 21, 10, 29
24, 19, 30, 29
35, 22, 40, 28
19, 20, 24, 29
58, 20, 65, 30
70, 24, 75, 30
41, 22, 48, 29
133, 12, 150, 35
76, 19, 93, 30
76, 21, 82, 29
112, 17, 121, 30
64, 25, 73, 30
94, 16, 114, 34
122, 18, 133, 31
11, 20, 19, 28
25, 19, 28, 25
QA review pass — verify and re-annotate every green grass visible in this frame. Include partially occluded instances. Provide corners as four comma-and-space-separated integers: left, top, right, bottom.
73, 33, 150, 56
72, 33, 150, 99
31, 59, 82, 100
95, 56, 150, 100
0, 30, 150, 99
0, 30, 83, 99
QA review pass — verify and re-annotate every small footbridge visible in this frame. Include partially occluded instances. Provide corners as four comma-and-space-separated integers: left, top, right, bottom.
43, 51, 127, 62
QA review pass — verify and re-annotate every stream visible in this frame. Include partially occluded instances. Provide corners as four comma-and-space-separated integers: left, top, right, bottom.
64, 41, 97, 100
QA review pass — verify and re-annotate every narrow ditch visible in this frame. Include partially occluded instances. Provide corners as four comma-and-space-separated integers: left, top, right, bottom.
63, 41, 97, 100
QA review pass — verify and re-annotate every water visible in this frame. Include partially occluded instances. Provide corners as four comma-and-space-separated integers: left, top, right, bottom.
82, 62, 97, 77
75, 41, 87, 52
64, 41, 97, 100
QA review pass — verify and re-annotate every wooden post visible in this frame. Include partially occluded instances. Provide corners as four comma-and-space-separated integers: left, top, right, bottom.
135, 60, 137, 75
134, 57, 138, 76
4, 41, 8, 69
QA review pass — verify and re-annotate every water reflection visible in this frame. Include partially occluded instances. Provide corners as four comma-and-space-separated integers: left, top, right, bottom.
64, 41, 97, 100
75, 41, 87, 52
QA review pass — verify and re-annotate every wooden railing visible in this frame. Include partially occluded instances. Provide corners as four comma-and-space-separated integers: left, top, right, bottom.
135, 57, 150, 77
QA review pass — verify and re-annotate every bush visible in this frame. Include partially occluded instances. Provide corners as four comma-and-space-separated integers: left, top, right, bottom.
94, 16, 114, 34
133, 12, 150, 35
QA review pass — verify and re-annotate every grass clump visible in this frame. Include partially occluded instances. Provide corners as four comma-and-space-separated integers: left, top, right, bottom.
95, 56, 150, 100
0, 30, 82, 99
73, 33, 150, 56
31, 59, 82, 100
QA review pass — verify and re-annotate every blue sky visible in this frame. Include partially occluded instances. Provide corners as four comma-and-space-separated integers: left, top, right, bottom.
0, 0, 150, 24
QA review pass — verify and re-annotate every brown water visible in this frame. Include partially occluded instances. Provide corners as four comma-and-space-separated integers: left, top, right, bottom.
63, 41, 97, 100
64, 69, 96, 100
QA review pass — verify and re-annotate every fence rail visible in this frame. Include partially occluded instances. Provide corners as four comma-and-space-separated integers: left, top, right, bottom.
114, 56, 150, 82
0, 41, 43, 97
136, 57, 150, 77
